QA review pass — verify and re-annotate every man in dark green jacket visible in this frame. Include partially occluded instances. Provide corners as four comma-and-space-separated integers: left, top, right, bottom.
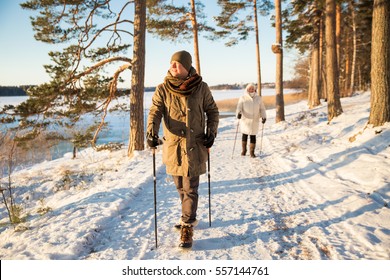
147, 50, 219, 249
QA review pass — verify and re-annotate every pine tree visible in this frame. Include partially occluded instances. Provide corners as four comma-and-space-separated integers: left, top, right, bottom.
284, 0, 375, 106
369, 0, 390, 126
147, 0, 213, 75
283, 0, 324, 107
128, 0, 146, 156
274, 0, 285, 122
213, 0, 273, 97
16, 0, 144, 155
354, 0, 373, 91
325, 0, 343, 122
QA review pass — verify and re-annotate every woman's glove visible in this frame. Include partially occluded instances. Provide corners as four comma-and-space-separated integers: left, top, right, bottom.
262, 118, 266, 124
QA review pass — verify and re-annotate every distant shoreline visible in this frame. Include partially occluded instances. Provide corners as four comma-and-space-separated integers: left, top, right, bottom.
216, 91, 308, 112
1, 90, 308, 114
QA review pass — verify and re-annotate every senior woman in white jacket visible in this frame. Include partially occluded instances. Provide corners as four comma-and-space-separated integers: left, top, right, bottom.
236, 83, 267, 157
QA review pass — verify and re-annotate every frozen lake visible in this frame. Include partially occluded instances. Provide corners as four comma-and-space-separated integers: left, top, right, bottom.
0, 88, 299, 109
1, 88, 299, 161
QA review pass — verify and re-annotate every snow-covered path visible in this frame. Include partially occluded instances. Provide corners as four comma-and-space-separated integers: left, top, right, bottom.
1, 93, 389, 260
78, 100, 389, 260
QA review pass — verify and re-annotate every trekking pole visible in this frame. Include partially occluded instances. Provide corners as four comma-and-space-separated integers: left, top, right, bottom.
152, 147, 158, 249
231, 121, 240, 158
207, 148, 211, 227
259, 122, 265, 157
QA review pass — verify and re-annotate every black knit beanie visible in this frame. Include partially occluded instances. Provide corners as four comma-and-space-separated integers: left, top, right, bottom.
170, 50, 192, 71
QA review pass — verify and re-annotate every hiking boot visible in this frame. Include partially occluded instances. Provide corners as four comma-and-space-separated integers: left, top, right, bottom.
250, 143, 256, 158
179, 225, 193, 249
241, 141, 247, 156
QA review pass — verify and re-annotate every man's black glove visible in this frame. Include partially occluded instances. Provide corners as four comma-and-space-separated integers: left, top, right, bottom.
203, 131, 215, 149
237, 113, 242, 119
147, 132, 160, 148
262, 118, 266, 124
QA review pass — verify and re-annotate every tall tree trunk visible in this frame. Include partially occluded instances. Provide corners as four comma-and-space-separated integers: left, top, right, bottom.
308, 45, 321, 108
128, 0, 146, 157
308, 1, 321, 109
344, 32, 351, 96
336, 2, 341, 69
319, 16, 326, 100
349, 0, 357, 97
369, 0, 390, 126
274, 0, 284, 122
253, 0, 262, 96
308, 57, 313, 105
325, 0, 343, 122
337, 2, 349, 97
190, 0, 201, 75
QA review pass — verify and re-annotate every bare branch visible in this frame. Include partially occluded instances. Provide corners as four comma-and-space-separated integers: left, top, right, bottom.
72, 56, 132, 81
81, 19, 134, 52
91, 63, 131, 147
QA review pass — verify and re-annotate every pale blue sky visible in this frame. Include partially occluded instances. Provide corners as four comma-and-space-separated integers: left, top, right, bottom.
0, 0, 298, 87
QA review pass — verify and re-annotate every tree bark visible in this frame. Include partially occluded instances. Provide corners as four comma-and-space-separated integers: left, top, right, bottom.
308, 1, 321, 109
190, 0, 201, 75
319, 16, 326, 100
350, 0, 357, 97
325, 0, 343, 122
253, 0, 262, 96
274, 0, 284, 122
308, 45, 321, 109
369, 0, 390, 126
344, 30, 351, 96
128, 0, 146, 157
336, 2, 341, 69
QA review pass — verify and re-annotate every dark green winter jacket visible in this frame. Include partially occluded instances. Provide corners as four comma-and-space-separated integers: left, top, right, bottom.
147, 68, 219, 177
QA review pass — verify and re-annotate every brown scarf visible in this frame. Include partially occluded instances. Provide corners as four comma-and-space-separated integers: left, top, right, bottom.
164, 67, 202, 97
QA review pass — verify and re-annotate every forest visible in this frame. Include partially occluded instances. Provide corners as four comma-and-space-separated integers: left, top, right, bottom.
0, 0, 389, 162
0, 86, 29, 96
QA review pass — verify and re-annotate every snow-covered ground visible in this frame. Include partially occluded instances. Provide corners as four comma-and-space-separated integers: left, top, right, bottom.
0, 92, 389, 264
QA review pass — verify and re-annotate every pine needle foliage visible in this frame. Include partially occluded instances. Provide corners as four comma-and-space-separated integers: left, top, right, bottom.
7, 0, 136, 151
